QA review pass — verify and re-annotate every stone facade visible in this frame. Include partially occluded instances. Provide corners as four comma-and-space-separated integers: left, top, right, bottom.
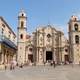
17, 10, 69, 65
32, 26, 69, 65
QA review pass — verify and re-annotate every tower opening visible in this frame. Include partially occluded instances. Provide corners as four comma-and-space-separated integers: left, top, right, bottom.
74, 24, 78, 31
75, 35, 79, 44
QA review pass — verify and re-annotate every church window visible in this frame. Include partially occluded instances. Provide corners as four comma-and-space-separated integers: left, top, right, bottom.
2, 24, 5, 28
74, 24, 78, 31
75, 35, 79, 44
21, 21, 24, 28
29, 48, 32, 52
65, 49, 68, 52
47, 34, 51, 38
20, 34, 23, 39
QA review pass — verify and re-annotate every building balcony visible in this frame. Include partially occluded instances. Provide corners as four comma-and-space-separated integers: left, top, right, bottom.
0, 35, 17, 50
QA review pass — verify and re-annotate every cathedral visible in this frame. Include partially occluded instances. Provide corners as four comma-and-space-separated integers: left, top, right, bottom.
32, 26, 69, 65
17, 10, 69, 65
1, 9, 80, 66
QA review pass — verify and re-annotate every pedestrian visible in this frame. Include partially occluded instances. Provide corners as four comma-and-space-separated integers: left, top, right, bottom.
44, 61, 46, 66
19, 63, 23, 68
79, 61, 80, 66
50, 61, 53, 66
4, 62, 7, 70
10, 60, 14, 70
13, 60, 17, 69
10, 63, 12, 70
53, 61, 56, 68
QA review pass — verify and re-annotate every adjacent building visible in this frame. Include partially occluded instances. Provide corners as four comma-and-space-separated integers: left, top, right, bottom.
0, 17, 17, 65
68, 15, 80, 64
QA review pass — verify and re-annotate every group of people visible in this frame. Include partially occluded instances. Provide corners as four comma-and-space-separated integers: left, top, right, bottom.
3, 60, 80, 70
44, 60, 56, 68
50, 61, 56, 68
4, 60, 18, 70
9, 60, 17, 70
4, 60, 34, 70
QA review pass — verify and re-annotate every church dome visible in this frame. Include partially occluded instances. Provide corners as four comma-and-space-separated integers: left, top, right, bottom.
18, 10, 27, 17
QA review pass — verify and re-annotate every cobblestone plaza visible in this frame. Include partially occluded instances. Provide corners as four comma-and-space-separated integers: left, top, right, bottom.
0, 65, 80, 80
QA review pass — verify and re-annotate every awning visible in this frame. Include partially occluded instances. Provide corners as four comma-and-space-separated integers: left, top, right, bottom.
0, 35, 17, 50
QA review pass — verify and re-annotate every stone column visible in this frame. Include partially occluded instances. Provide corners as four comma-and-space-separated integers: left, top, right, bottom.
38, 48, 43, 65
1, 53, 4, 64
36, 48, 39, 64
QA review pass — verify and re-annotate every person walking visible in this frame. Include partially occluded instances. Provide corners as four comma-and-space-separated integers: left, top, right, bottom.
4, 62, 7, 70
53, 61, 56, 68
50, 61, 53, 66
10, 60, 14, 70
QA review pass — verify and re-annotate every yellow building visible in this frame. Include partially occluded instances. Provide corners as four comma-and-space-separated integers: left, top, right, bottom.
0, 17, 17, 65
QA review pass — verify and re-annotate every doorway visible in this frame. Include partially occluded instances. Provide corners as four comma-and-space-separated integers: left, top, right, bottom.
28, 54, 33, 62
64, 55, 69, 63
46, 51, 53, 61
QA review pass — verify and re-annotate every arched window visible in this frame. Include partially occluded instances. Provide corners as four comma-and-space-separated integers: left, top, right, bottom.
65, 49, 68, 52
47, 34, 51, 38
21, 21, 24, 28
20, 34, 23, 39
29, 48, 32, 52
74, 24, 78, 31
75, 35, 79, 44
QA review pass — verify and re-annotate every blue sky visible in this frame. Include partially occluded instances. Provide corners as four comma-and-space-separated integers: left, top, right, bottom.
0, 0, 80, 37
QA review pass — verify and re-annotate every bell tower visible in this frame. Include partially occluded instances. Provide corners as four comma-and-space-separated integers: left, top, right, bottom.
68, 15, 80, 64
17, 10, 27, 64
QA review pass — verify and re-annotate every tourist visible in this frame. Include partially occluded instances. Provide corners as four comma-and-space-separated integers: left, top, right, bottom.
50, 61, 53, 66
4, 62, 7, 70
19, 63, 23, 68
79, 61, 80, 66
44, 61, 46, 66
53, 61, 56, 68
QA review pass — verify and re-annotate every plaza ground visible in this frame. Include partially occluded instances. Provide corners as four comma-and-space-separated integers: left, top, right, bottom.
0, 65, 80, 80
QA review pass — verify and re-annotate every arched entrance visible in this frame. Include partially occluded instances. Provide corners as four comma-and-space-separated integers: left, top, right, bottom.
64, 55, 69, 64
28, 54, 33, 62
46, 51, 53, 61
